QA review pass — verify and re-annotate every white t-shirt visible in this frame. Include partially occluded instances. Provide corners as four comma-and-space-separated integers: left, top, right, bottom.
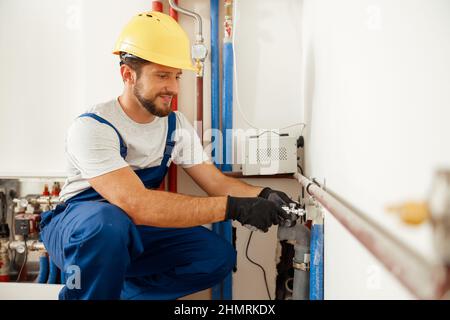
59, 98, 209, 202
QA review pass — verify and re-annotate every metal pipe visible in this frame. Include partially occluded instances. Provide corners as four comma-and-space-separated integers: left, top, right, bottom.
278, 224, 311, 300
168, 0, 207, 143
293, 243, 310, 300
294, 172, 450, 300
168, 0, 203, 41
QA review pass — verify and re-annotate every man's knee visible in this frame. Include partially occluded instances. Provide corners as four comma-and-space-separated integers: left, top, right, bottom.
67, 202, 133, 250
209, 237, 236, 278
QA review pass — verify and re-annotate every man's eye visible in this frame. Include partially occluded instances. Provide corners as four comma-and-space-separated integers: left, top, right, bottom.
176, 76, 181, 80
158, 74, 168, 79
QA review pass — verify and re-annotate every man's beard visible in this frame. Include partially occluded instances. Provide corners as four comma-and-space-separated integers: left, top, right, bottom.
133, 84, 173, 117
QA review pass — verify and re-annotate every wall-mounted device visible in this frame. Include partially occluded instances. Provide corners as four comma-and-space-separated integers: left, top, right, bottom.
242, 132, 298, 176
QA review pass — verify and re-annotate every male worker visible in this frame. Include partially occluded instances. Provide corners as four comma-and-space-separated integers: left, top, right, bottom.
40, 11, 294, 300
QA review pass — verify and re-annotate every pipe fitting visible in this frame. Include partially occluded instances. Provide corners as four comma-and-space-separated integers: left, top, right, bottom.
168, 0, 203, 40
429, 169, 450, 265
293, 260, 310, 271
6, 240, 46, 252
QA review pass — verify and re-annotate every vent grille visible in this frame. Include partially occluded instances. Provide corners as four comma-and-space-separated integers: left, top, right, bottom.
256, 147, 288, 163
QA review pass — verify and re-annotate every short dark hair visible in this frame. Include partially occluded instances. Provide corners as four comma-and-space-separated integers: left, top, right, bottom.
119, 52, 151, 78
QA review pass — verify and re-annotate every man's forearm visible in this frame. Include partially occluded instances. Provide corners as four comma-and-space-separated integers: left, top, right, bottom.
218, 176, 263, 197
129, 189, 227, 227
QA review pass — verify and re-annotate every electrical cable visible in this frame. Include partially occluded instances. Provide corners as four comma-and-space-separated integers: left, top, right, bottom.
257, 130, 281, 137
245, 231, 272, 300
0, 191, 7, 223
16, 235, 28, 282
232, 0, 306, 133
297, 164, 305, 203
11, 250, 16, 269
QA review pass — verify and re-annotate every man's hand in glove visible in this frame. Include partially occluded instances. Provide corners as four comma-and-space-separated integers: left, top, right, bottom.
258, 187, 294, 206
258, 187, 301, 227
225, 196, 291, 232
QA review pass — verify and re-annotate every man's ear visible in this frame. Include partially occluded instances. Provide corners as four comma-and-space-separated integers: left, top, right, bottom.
120, 64, 136, 85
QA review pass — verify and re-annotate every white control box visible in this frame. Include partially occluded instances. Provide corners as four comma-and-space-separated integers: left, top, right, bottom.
242, 133, 297, 175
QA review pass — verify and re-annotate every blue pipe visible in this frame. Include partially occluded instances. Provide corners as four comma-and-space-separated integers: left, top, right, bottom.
36, 255, 49, 284
210, 0, 234, 300
221, 220, 233, 299
210, 0, 221, 300
310, 223, 324, 300
47, 258, 58, 284
212, 221, 233, 300
219, 14, 234, 299
210, 0, 220, 168
221, 40, 234, 172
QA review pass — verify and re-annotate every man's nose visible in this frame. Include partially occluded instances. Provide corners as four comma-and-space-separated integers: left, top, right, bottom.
165, 78, 179, 94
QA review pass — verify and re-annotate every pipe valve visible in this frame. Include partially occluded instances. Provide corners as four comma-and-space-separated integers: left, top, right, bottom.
280, 203, 305, 228
192, 43, 208, 77
192, 43, 208, 61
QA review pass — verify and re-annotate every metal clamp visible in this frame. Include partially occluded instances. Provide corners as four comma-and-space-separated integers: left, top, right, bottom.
293, 260, 309, 271
306, 177, 324, 196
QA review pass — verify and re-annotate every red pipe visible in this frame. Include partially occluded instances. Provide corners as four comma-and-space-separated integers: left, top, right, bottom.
153, 1, 166, 191
196, 76, 204, 144
168, 0, 179, 193
169, 0, 179, 21
152, 1, 163, 12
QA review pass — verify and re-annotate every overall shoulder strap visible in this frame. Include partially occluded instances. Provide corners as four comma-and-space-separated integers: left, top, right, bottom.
162, 112, 177, 164
78, 113, 128, 159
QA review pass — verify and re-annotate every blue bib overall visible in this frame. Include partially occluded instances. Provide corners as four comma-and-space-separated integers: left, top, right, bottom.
40, 112, 236, 300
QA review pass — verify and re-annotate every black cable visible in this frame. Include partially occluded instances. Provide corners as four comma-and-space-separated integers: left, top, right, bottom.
0, 191, 7, 223
11, 250, 16, 269
297, 164, 305, 204
16, 235, 28, 282
245, 231, 272, 300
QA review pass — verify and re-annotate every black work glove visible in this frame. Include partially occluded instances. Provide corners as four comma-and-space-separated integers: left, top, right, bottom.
258, 187, 293, 207
258, 187, 300, 228
225, 196, 290, 233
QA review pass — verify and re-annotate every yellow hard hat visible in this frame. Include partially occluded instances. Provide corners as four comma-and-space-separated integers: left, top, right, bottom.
113, 11, 195, 71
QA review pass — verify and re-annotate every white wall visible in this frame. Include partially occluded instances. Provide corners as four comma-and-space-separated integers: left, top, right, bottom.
0, 0, 205, 177
232, 0, 303, 132
0, 0, 304, 178
302, 0, 450, 299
